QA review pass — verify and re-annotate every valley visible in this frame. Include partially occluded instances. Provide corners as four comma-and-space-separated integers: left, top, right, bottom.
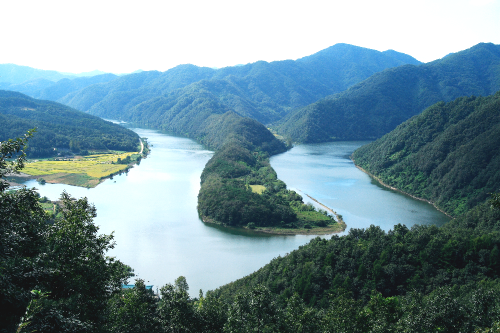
2, 40, 500, 331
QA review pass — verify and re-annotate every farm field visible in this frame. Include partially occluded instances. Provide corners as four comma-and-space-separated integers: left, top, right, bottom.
21, 152, 141, 188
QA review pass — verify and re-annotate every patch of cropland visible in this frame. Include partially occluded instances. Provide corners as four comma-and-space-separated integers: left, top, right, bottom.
21, 152, 142, 188
275, 42, 500, 142
352, 91, 500, 216
0, 90, 140, 157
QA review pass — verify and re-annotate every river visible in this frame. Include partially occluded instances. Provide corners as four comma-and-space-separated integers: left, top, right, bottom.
270, 141, 450, 234
23, 129, 449, 296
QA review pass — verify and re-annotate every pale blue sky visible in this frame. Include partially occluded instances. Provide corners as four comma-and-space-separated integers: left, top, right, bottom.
1, 0, 499, 74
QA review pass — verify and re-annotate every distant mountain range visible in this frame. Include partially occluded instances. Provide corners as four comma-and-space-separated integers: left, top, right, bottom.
2, 42, 498, 149
275, 43, 500, 142
1, 44, 421, 131
0, 64, 112, 84
0, 74, 118, 102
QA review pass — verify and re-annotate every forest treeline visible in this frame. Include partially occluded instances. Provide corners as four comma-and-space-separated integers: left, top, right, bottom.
352, 91, 500, 217
3, 43, 498, 148
0, 90, 140, 157
275, 43, 500, 143
3, 42, 500, 331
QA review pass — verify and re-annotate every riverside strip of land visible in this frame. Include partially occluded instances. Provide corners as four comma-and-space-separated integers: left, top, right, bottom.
5, 138, 149, 188
8, 151, 141, 188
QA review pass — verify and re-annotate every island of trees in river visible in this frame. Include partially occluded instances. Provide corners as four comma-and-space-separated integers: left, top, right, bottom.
1, 41, 500, 331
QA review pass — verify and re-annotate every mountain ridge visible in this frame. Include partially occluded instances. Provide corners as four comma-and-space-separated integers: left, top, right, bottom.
275, 42, 500, 142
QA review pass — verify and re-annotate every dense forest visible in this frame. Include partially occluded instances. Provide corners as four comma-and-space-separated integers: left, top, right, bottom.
352, 91, 500, 216
275, 43, 500, 143
0, 90, 140, 157
3, 134, 500, 332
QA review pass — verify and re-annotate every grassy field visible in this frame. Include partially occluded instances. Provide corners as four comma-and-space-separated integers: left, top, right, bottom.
249, 184, 266, 194
22, 152, 141, 188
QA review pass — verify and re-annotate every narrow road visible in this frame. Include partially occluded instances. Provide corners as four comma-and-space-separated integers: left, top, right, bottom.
139, 138, 144, 154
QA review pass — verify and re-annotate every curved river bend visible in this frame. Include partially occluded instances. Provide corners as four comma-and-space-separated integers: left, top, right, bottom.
24, 129, 449, 296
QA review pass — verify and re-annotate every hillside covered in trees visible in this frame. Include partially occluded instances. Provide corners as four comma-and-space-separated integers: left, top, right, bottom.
27, 43, 420, 126
196, 112, 343, 232
275, 42, 500, 143
2, 41, 500, 331
0, 90, 140, 157
352, 91, 500, 217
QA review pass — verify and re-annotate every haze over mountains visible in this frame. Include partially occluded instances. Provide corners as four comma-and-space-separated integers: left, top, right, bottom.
0, 64, 110, 85
3, 42, 499, 150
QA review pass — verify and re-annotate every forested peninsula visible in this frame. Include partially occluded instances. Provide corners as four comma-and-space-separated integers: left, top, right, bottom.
208, 91, 500, 332
196, 112, 344, 233
3, 41, 500, 331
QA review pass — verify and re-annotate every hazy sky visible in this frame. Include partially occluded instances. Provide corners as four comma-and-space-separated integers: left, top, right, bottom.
1, 0, 499, 74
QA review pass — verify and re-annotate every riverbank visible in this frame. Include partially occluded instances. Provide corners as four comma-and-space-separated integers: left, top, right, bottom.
351, 157, 453, 219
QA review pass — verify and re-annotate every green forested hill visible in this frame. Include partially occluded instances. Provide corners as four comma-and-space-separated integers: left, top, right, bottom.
0, 91, 139, 157
56, 44, 418, 125
352, 91, 500, 217
275, 42, 500, 142
59, 65, 216, 119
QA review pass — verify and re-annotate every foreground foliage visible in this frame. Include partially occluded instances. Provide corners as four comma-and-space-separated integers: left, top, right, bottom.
2, 129, 500, 332
0, 135, 132, 332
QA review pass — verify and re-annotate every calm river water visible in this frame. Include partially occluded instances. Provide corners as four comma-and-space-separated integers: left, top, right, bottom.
24, 130, 449, 296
